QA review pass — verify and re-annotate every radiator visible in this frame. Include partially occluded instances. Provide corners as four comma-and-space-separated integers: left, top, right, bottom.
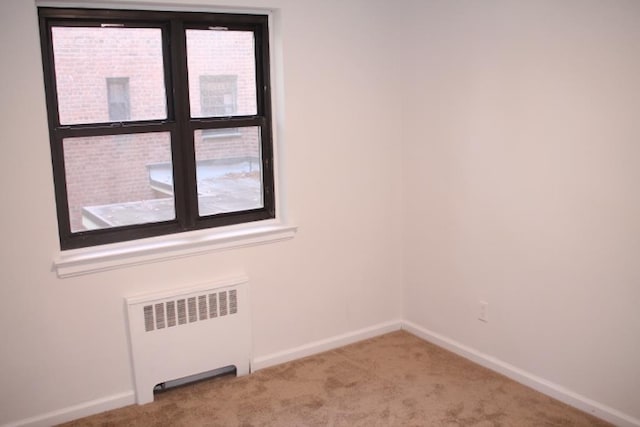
125, 276, 251, 404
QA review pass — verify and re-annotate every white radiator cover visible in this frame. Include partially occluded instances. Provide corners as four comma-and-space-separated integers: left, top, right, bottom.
125, 276, 251, 404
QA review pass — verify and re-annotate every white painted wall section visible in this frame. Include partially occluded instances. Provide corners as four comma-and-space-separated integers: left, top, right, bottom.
401, 0, 640, 422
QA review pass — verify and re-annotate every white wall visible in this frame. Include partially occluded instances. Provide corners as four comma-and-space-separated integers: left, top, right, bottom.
0, 0, 403, 424
402, 0, 640, 421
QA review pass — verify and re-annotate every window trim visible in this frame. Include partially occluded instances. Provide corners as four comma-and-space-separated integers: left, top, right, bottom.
53, 221, 297, 278
38, 7, 276, 250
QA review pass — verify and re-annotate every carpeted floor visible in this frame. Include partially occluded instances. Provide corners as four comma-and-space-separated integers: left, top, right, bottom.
61, 331, 611, 426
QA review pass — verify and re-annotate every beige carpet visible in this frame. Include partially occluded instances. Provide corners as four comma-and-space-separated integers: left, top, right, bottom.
61, 331, 611, 426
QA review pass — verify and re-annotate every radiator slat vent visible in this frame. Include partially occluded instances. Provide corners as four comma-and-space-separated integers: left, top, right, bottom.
188, 297, 197, 323
219, 291, 228, 316
229, 289, 238, 314
144, 305, 154, 332
209, 293, 218, 318
142, 289, 239, 333
166, 301, 176, 327
177, 299, 186, 325
155, 303, 165, 329
198, 295, 207, 320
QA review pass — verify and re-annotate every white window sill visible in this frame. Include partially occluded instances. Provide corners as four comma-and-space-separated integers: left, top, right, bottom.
53, 221, 297, 278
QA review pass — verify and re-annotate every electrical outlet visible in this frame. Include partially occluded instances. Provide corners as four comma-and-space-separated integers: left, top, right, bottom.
478, 301, 489, 322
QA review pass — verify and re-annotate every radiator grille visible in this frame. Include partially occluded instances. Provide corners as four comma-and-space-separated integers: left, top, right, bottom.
143, 289, 238, 332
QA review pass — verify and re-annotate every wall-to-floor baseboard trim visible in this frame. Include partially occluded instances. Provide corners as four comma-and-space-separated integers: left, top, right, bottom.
402, 320, 640, 427
251, 320, 403, 372
3, 391, 135, 427
8, 319, 637, 427
5, 321, 402, 427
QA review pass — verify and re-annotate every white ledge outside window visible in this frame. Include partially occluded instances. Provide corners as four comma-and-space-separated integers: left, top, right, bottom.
54, 221, 297, 278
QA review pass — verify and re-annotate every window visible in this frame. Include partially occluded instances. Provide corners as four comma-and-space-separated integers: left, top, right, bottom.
38, 8, 275, 250
106, 77, 131, 121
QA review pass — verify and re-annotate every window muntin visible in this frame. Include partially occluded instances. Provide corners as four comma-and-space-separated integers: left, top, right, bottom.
39, 8, 275, 249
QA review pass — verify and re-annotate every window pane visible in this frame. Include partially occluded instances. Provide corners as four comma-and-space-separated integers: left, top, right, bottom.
63, 132, 174, 231
51, 26, 167, 125
194, 127, 263, 216
186, 29, 257, 117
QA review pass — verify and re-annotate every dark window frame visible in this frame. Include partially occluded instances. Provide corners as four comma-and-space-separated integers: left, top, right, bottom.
38, 7, 275, 250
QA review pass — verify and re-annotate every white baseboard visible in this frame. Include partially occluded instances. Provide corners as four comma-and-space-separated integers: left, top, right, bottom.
4, 391, 135, 427
251, 320, 403, 371
402, 320, 640, 427
9, 320, 636, 427
5, 321, 401, 427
